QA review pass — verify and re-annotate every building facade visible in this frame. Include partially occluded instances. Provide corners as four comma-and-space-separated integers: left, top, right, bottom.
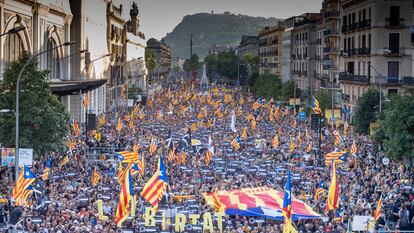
0, 0, 146, 121
291, 13, 322, 97
259, 24, 284, 75
322, 0, 341, 89
146, 38, 171, 77
0, 0, 73, 108
238, 35, 259, 58
339, 0, 413, 121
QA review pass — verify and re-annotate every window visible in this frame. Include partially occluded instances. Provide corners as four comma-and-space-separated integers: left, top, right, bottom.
343, 15, 347, 27
4, 32, 25, 67
362, 34, 366, 48
363, 9, 366, 21
389, 33, 400, 53
389, 6, 400, 26
388, 61, 399, 80
347, 62, 354, 74
46, 38, 60, 80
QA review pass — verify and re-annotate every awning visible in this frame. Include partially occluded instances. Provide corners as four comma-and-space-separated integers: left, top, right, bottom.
50, 79, 107, 96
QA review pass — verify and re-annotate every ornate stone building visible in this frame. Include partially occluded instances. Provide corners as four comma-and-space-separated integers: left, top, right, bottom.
0, 0, 73, 107
0, 0, 146, 121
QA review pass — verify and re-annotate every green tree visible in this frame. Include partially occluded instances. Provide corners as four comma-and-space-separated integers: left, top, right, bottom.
354, 88, 383, 134
252, 73, 282, 99
279, 80, 299, 101
315, 90, 333, 111
204, 51, 247, 83
0, 54, 69, 154
379, 95, 414, 160
145, 49, 157, 75
183, 53, 202, 73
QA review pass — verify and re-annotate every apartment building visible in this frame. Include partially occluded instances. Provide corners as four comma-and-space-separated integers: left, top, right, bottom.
291, 13, 323, 97
322, 0, 341, 89
339, 0, 413, 121
259, 24, 284, 75
239, 35, 259, 58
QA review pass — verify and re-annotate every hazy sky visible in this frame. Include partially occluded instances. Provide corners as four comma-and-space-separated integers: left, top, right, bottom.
139, 0, 323, 40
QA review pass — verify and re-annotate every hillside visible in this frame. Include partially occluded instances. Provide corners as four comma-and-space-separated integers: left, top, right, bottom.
163, 12, 281, 59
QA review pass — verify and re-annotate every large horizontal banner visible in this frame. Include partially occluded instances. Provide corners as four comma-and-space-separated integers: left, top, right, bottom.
203, 187, 322, 220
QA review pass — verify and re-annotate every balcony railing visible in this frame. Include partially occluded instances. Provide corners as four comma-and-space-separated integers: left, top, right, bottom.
386, 77, 401, 84
342, 19, 371, 33
357, 47, 371, 55
402, 77, 414, 86
339, 73, 369, 84
385, 17, 405, 28
384, 47, 405, 57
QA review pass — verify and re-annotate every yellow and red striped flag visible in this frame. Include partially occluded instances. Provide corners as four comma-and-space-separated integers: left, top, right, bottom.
350, 141, 357, 155
241, 127, 248, 140
15, 186, 33, 207
231, 136, 241, 150
115, 151, 139, 163
72, 120, 80, 137
141, 156, 168, 209
116, 117, 123, 132
115, 170, 134, 226
92, 167, 101, 186
60, 155, 69, 167
272, 135, 279, 148
11, 166, 36, 202
149, 138, 157, 155
373, 194, 383, 222
327, 159, 339, 210
137, 153, 145, 176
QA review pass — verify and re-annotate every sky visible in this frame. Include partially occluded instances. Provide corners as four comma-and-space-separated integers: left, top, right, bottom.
139, 0, 322, 40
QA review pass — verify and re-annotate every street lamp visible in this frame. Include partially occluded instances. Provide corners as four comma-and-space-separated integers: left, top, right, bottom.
0, 25, 25, 37
15, 41, 76, 183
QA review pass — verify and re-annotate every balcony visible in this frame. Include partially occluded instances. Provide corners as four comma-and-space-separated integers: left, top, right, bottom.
402, 77, 414, 86
385, 18, 405, 28
359, 19, 371, 29
357, 47, 371, 55
270, 39, 278, 45
339, 73, 370, 84
384, 47, 406, 57
386, 77, 401, 84
324, 11, 340, 19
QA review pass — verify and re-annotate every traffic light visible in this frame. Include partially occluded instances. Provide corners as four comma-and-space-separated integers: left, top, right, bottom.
311, 114, 319, 131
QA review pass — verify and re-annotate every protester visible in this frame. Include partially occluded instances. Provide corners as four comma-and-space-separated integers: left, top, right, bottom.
1, 79, 413, 232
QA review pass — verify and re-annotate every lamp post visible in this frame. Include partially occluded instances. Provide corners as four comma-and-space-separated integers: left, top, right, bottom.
0, 25, 25, 37
15, 41, 76, 183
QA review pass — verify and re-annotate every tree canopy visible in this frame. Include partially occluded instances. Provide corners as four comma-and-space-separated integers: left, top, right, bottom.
0, 54, 69, 154
354, 88, 383, 135
379, 95, 414, 160
145, 48, 157, 75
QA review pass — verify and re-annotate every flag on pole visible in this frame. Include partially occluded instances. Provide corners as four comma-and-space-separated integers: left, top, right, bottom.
115, 170, 134, 226
116, 117, 123, 132
60, 155, 69, 167
231, 136, 241, 150
312, 96, 321, 114
41, 157, 52, 180
14, 185, 33, 207
282, 167, 298, 233
115, 151, 139, 163
149, 138, 157, 155
137, 153, 145, 176
11, 166, 36, 202
92, 167, 101, 186
230, 110, 237, 132
327, 158, 339, 210
205, 136, 215, 165
289, 140, 296, 154
241, 127, 248, 140
272, 135, 280, 148
314, 181, 325, 200
350, 141, 357, 155
141, 156, 168, 208
167, 142, 175, 162
72, 120, 80, 137
373, 194, 383, 222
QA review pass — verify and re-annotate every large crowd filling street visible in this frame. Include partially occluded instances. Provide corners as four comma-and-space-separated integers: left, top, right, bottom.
0, 79, 414, 233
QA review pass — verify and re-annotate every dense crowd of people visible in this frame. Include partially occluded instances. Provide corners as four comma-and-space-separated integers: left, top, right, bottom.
0, 80, 413, 233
